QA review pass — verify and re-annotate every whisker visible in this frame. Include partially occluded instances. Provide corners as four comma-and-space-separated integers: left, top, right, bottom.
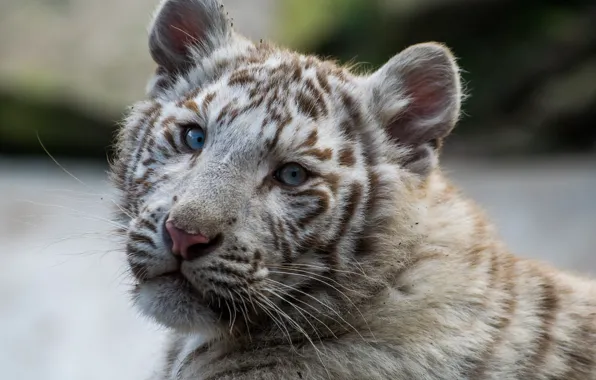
265, 287, 330, 363
232, 289, 253, 342
43, 188, 113, 198
232, 289, 254, 325
227, 289, 238, 334
267, 268, 375, 339
16, 200, 128, 230
264, 281, 353, 337
258, 293, 331, 378
37, 133, 91, 189
265, 278, 369, 345
257, 295, 311, 356
257, 293, 318, 348
265, 284, 337, 340
252, 294, 295, 350
272, 262, 371, 279
36, 134, 132, 220
35, 232, 122, 251
268, 267, 369, 297
223, 298, 233, 332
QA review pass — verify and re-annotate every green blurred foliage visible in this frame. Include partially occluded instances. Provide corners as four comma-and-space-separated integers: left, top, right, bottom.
278, 0, 596, 156
0, 91, 115, 159
1, 0, 594, 159
278, 0, 364, 52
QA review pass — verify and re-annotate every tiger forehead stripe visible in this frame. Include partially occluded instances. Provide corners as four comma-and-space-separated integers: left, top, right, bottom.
227, 68, 256, 86
298, 130, 318, 148
176, 87, 203, 107
303, 77, 326, 111
182, 99, 199, 113
216, 103, 232, 124
291, 61, 303, 82
315, 68, 331, 93
265, 114, 292, 151
295, 91, 316, 119
338, 146, 356, 167
302, 147, 333, 161
201, 92, 216, 114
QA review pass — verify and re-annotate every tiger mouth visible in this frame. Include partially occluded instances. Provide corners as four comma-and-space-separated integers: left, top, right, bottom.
151, 270, 186, 282
143, 269, 243, 322
184, 233, 224, 259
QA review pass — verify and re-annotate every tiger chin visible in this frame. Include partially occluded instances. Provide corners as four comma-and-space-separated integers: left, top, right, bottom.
109, 0, 596, 379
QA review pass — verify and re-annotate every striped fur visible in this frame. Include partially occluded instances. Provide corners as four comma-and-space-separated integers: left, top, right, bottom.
110, 1, 596, 379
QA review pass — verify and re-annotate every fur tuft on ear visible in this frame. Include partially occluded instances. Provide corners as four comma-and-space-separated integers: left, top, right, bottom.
148, 0, 232, 74
369, 42, 463, 176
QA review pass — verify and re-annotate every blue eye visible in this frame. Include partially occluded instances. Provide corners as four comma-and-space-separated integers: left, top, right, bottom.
184, 126, 206, 151
274, 163, 309, 186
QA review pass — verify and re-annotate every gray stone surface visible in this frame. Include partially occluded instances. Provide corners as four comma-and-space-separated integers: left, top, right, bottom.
0, 156, 594, 380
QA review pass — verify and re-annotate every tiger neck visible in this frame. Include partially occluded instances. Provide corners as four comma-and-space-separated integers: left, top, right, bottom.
418, 168, 501, 258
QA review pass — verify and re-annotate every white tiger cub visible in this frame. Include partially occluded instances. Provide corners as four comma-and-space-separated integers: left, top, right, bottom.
110, 0, 596, 379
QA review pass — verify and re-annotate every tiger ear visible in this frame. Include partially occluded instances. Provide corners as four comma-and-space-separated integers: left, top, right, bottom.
148, 0, 232, 74
369, 42, 463, 176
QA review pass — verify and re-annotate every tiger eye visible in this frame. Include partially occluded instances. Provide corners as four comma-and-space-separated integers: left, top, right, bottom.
274, 163, 308, 186
183, 125, 206, 151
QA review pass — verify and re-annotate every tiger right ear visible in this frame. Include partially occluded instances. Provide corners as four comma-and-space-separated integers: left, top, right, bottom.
148, 0, 232, 74
368, 43, 462, 177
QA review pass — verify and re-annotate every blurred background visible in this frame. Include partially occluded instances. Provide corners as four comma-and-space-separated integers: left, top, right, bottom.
0, 0, 595, 379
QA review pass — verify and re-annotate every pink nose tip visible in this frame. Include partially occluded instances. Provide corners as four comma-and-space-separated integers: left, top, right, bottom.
165, 220, 210, 261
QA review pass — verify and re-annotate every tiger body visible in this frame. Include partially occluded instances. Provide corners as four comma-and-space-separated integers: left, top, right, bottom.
110, 0, 596, 379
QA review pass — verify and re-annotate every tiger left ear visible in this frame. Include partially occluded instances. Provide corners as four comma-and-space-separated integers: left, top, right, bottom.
369, 42, 463, 176
148, 0, 232, 75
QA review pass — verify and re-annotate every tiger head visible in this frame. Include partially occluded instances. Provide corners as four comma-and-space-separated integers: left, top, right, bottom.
112, 0, 463, 340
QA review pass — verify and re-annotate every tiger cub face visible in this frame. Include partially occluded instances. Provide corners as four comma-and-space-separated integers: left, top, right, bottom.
111, 0, 462, 339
